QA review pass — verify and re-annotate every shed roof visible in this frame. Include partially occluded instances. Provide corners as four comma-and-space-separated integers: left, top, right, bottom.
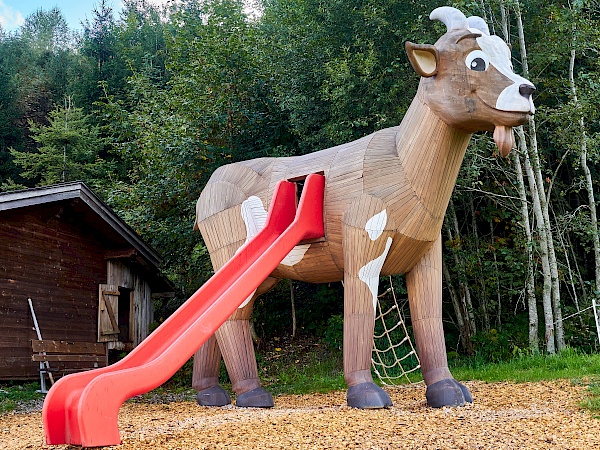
0, 182, 173, 293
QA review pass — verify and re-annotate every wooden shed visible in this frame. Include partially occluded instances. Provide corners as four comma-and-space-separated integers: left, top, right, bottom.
0, 182, 174, 380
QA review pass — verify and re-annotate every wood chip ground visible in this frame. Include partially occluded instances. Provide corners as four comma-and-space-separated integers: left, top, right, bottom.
1, 380, 598, 449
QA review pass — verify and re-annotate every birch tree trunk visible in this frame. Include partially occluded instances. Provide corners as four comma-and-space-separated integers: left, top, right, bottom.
514, 0, 564, 351
512, 146, 539, 351
569, 47, 600, 304
517, 127, 555, 354
499, 0, 539, 352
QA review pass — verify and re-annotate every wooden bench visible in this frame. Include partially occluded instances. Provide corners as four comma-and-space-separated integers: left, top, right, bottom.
31, 340, 108, 393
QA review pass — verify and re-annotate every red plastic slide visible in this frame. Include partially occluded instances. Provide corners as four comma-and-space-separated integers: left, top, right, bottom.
43, 173, 325, 447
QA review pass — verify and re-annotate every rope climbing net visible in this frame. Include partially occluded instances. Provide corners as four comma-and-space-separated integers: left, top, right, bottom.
371, 276, 422, 386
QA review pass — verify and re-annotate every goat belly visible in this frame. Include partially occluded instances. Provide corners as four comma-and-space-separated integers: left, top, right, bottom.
270, 241, 343, 283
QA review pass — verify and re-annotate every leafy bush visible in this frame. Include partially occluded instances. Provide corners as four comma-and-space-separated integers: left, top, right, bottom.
323, 314, 344, 349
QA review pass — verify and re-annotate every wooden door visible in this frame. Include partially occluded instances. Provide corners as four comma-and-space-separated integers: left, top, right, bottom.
98, 284, 120, 342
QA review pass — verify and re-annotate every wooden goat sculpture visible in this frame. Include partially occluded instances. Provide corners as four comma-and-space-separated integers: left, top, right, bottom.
192, 6, 535, 409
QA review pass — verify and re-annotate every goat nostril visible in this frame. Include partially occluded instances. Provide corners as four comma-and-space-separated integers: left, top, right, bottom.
519, 84, 536, 97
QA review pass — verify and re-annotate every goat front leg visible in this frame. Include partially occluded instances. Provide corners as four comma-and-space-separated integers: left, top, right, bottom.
406, 234, 472, 407
342, 197, 394, 409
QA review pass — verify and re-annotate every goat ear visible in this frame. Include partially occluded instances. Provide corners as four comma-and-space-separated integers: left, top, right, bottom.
405, 42, 439, 77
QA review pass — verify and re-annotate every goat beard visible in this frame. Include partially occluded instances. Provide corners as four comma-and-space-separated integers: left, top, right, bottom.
493, 126, 514, 157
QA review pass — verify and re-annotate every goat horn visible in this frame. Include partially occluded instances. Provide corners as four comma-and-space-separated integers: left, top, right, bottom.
430, 6, 468, 31
467, 16, 490, 36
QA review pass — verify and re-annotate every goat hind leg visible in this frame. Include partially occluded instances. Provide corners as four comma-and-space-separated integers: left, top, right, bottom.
192, 241, 243, 406
193, 336, 230, 406
216, 276, 279, 408
193, 275, 278, 407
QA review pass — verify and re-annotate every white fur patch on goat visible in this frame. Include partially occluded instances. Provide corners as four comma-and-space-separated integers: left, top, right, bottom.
240, 195, 310, 309
241, 196, 268, 237
358, 237, 393, 312
236, 197, 264, 308
472, 31, 535, 114
240, 195, 310, 266
365, 209, 388, 241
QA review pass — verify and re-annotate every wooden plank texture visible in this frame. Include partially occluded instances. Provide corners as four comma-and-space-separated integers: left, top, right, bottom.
32, 355, 106, 363
32, 340, 106, 355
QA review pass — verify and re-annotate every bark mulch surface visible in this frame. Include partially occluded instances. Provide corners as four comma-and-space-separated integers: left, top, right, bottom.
1, 380, 598, 449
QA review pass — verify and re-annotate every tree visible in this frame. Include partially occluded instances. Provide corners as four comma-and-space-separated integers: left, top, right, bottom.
0, 36, 23, 185
97, 0, 274, 298
10, 102, 107, 186
557, 1, 600, 308
0, 7, 78, 188
117, 0, 169, 75
74, 0, 128, 113
17, 7, 75, 119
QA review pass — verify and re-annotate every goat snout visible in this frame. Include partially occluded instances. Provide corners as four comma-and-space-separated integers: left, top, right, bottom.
519, 84, 536, 98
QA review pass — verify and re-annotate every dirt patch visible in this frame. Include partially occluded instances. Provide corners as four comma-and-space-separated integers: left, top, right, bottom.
1, 380, 598, 449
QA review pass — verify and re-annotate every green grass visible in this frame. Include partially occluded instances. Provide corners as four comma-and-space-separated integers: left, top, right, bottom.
450, 347, 600, 383
0, 382, 43, 414
580, 379, 600, 418
259, 348, 346, 396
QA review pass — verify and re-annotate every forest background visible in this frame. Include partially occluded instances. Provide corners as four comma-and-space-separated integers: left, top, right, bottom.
1, 0, 599, 362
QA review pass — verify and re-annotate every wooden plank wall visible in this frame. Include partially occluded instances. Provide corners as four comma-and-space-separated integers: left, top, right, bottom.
134, 275, 152, 347
106, 260, 153, 349
0, 205, 107, 380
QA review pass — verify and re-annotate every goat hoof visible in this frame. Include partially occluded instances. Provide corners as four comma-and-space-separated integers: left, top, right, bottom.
235, 387, 274, 408
196, 385, 231, 407
347, 382, 393, 409
454, 380, 472, 403
426, 379, 466, 408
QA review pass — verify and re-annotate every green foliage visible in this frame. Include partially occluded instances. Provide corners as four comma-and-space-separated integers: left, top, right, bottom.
471, 325, 530, 362
74, 0, 127, 114
562, 305, 600, 351
260, 0, 440, 153
0, 40, 22, 159
253, 282, 344, 341
323, 314, 344, 350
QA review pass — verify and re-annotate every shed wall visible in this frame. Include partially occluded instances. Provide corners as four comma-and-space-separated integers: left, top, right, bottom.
0, 205, 107, 380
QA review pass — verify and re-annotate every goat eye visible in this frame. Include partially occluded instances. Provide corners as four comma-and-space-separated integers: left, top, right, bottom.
465, 50, 489, 72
